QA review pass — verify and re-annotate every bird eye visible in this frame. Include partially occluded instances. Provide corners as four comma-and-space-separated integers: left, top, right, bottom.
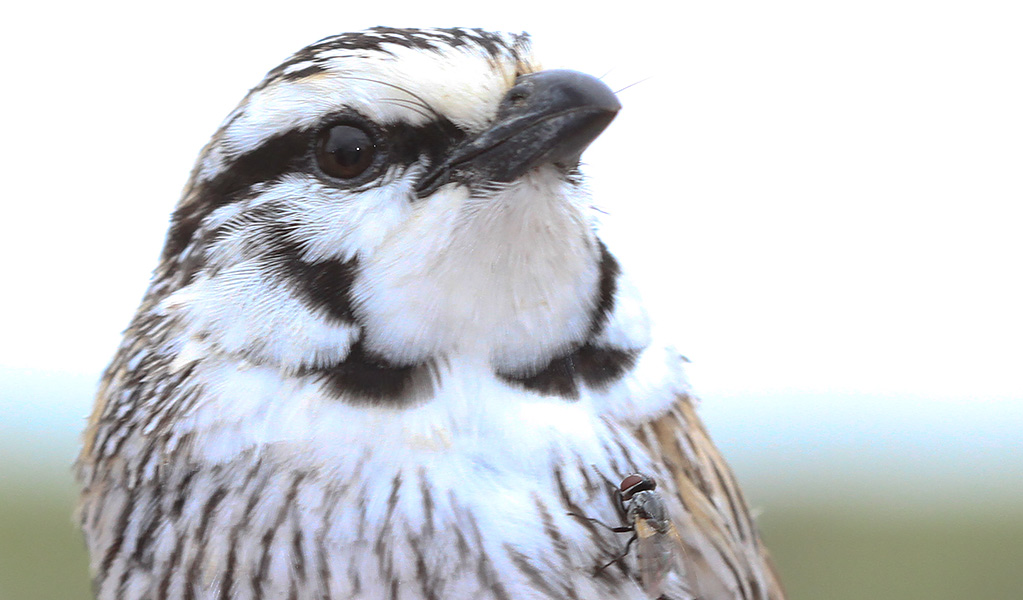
316, 124, 378, 180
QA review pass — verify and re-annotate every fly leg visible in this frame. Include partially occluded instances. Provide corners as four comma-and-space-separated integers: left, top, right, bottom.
595, 533, 637, 573
566, 512, 632, 533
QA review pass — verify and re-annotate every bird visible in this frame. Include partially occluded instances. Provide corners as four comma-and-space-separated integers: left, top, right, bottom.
76, 26, 786, 600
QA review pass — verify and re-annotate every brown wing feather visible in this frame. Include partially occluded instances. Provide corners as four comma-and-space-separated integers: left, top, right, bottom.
633, 394, 787, 600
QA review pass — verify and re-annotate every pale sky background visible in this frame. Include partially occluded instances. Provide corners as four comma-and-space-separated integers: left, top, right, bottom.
2, 1, 1021, 487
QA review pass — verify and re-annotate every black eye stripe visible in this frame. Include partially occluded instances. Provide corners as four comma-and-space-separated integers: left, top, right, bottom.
164, 129, 310, 265
312, 114, 466, 185
164, 115, 467, 278
386, 118, 466, 169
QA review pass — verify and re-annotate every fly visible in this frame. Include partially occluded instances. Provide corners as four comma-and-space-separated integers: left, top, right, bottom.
571, 473, 693, 598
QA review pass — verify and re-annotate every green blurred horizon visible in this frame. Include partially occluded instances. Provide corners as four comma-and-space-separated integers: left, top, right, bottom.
3, 368, 1021, 598
3, 453, 1022, 600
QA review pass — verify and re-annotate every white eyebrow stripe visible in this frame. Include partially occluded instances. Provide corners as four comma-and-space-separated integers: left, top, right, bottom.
195, 38, 533, 185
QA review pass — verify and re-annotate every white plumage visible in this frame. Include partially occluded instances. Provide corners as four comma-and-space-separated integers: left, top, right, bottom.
78, 27, 785, 600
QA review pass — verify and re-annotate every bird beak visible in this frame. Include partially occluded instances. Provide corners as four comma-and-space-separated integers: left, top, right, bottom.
416, 69, 621, 197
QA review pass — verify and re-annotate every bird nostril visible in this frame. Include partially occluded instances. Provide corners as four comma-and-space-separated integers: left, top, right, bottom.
505, 87, 530, 106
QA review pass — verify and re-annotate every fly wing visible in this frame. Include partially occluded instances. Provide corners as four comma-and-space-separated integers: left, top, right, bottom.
665, 521, 700, 595
632, 394, 787, 599
634, 518, 673, 598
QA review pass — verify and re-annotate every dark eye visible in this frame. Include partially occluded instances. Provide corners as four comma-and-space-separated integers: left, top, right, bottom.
316, 124, 377, 180
619, 473, 655, 500
620, 474, 644, 493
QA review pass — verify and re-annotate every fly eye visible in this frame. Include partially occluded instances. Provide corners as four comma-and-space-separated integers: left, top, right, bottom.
619, 473, 656, 500
620, 474, 644, 493
316, 124, 378, 180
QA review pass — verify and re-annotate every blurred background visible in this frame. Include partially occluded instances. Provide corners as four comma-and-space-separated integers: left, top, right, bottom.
2, 1, 1021, 598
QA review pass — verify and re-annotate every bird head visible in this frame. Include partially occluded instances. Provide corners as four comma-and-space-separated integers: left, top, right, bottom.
150, 27, 635, 406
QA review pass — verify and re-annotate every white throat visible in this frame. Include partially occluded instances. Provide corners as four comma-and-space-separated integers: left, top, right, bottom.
353, 168, 600, 372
